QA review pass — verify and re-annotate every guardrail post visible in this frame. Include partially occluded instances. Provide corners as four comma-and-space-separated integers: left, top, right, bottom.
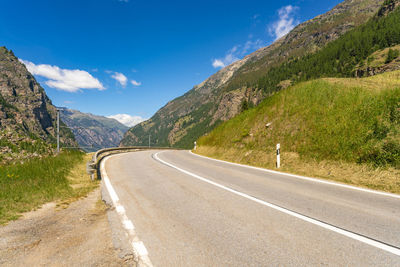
86, 160, 96, 180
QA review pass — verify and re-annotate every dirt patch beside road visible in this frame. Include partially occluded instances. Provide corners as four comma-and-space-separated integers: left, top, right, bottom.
0, 188, 133, 266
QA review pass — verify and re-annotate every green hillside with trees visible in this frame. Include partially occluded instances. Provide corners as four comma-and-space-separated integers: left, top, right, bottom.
196, 2, 400, 192
197, 71, 400, 193
121, 0, 387, 149
232, 0, 400, 105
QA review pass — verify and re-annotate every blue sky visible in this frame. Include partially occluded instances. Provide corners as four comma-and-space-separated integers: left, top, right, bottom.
1, 0, 342, 126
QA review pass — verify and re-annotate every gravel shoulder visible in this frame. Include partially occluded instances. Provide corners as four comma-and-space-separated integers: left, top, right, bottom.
0, 188, 133, 266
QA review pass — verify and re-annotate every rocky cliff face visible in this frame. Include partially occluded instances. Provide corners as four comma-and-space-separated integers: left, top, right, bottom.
0, 47, 76, 163
59, 108, 128, 152
121, 0, 385, 148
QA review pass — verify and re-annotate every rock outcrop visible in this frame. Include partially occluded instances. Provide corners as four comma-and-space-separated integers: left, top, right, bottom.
0, 47, 76, 163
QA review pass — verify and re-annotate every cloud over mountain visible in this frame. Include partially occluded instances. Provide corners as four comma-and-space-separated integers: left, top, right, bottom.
20, 59, 104, 92
269, 5, 299, 40
107, 113, 146, 127
212, 40, 263, 68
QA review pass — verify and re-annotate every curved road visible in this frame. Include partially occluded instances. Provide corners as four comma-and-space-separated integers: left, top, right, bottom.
103, 150, 400, 266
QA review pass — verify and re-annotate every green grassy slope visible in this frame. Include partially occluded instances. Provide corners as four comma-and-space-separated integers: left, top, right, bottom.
198, 71, 400, 169
0, 151, 98, 224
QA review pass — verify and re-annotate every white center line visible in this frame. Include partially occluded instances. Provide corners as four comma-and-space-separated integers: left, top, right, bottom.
154, 151, 400, 257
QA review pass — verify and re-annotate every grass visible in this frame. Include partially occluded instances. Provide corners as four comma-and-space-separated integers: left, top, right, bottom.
0, 151, 99, 224
358, 45, 400, 69
197, 71, 400, 193
323, 70, 400, 91
195, 146, 400, 194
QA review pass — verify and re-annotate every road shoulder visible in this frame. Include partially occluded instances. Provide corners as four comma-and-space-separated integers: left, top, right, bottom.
0, 188, 133, 266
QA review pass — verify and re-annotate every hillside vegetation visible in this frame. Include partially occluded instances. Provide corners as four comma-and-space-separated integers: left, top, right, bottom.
121, 0, 385, 148
0, 151, 98, 224
252, 1, 400, 95
197, 71, 400, 192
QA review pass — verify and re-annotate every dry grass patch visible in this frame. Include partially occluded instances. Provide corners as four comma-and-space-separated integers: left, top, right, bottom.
56, 153, 99, 209
196, 146, 400, 194
323, 69, 400, 91
0, 151, 99, 224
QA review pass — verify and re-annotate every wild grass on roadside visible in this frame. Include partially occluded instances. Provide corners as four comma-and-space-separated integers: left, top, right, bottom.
196, 146, 400, 194
197, 71, 400, 193
199, 72, 400, 168
0, 151, 98, 224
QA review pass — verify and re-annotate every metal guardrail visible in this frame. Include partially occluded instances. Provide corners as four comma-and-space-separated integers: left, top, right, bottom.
86, 146, 183, 180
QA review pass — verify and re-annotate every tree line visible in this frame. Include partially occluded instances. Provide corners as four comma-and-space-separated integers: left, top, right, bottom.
257, 3, 400, 95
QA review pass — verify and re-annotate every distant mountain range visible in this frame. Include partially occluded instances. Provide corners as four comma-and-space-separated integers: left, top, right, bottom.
120, 0, 386, 148
58, 108, 129, 152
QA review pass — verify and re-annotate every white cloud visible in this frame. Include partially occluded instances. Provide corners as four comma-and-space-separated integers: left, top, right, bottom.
212, 59, 226, 68
19, 59, 104, 92
212, 47, 239, 69
269, 5, 299, 40
252, 14, 261, 26
243, 39, 263, 54
111, 72, 128, 87
212, 39, 263, 69
107, 114, 146, 127
131, 80, 142, 86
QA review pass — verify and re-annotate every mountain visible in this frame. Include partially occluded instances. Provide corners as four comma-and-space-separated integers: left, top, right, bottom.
196, 69, 400, 192
0, 47, 76, 163
198, 70, 400, 168
197, 0, 400, 191
59, 108, 129, 152
121, 0, 386, 148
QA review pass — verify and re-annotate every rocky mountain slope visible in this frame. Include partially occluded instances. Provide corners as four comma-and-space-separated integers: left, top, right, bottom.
59, 108, 128, 152
121, 0, 385, 148
0, 46, 76, 163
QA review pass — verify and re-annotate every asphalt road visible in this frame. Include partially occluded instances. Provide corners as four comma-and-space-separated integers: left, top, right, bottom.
103, 150, 400, 266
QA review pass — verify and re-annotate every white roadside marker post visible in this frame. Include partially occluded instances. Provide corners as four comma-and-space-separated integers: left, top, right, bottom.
276, 143, 280, 168
57, 109, 60, 154
194, 141, 197, 150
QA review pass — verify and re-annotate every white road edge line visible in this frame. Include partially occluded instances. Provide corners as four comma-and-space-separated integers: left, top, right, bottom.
154, 151, 400, 257
101, 156, 153, 266
189, 151, 400, 199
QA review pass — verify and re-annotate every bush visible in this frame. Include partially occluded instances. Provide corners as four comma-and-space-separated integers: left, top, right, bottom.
385, 48, 400, 63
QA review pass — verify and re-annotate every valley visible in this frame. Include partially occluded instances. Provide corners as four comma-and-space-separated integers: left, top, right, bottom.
1, 0, 400, 265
